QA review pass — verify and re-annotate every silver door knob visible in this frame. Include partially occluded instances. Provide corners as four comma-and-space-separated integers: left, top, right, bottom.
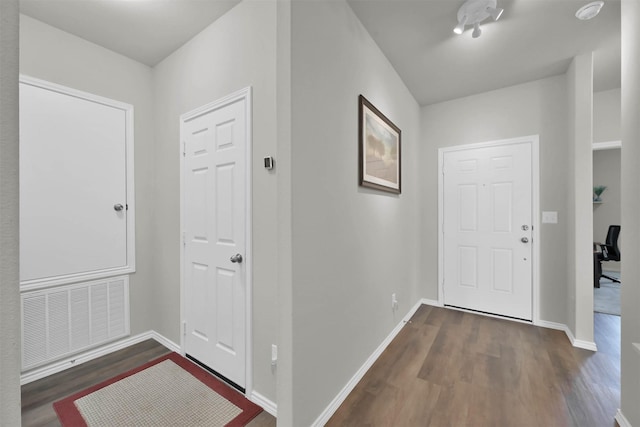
230, 254, 243, 263
521, 237, 529, 243
114, 204, 124, 212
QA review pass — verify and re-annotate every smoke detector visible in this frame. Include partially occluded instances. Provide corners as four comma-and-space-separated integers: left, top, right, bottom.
576, 1, 604, 20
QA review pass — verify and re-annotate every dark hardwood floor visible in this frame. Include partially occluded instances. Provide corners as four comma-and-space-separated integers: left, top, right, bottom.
327, 306, 620, 427
21, 308, 619, 427
21, 339, 276, 427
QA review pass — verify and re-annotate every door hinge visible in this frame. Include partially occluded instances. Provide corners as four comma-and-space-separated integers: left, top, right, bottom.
182, 141, 186, 157
182, 231, 186, 246
182, 321, 187, 336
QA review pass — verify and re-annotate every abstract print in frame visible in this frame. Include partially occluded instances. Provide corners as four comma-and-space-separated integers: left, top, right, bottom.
358, 95, 401, 194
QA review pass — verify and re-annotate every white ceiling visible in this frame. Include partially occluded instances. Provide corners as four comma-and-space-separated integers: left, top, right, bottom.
348, 0, 621, 104
19, 0, 241, 67
19, 0, 620, 106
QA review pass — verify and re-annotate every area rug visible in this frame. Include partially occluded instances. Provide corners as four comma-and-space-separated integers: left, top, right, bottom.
53, 352, 262, 427
594, 271, 621, 316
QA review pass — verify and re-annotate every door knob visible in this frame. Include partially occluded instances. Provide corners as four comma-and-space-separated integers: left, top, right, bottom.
230, 254, 243, 263
114, 204, 124, 212
521, 237, 529, 243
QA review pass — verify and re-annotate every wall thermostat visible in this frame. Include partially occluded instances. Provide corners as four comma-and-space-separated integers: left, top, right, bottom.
264, 156, 274, 170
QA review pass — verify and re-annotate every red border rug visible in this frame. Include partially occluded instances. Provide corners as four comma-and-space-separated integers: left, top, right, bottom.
53, 352, 263, 427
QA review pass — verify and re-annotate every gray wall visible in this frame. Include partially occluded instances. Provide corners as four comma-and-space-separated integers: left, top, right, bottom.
566, 53, 594, 344
152, 0, 278, 403
275, 0, 293, 423
620, 1, 640, 425
592, 149, 621, 272
420, 76, 569, 325
0, 0, 21, 423
20, 15, 156, 337
289, 1, 421, 424
594, 88, 621, 143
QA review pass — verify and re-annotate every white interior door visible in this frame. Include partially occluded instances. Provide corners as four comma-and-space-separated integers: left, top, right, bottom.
19, 78, 134, 286
182, 91, 249, 389
442, 141, 533, 320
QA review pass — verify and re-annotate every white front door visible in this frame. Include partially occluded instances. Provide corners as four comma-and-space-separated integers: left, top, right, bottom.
181, 89, 250, 389
442, 140, 533, 320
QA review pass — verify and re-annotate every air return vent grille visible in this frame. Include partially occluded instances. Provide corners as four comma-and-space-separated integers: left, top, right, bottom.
21, 276, 129, 371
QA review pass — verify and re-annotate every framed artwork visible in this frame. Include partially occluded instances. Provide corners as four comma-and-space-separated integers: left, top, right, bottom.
358, 95, 401, 194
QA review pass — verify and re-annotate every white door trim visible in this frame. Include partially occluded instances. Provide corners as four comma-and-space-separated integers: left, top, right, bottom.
19, 74, 136, 291
179, 87, 253, 396
438, 135, 540, 325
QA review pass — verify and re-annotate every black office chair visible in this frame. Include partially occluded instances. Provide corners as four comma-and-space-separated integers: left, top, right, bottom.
596, 225, 621, 284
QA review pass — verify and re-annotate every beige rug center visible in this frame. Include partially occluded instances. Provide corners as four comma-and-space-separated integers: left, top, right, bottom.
74, 360, 242, 427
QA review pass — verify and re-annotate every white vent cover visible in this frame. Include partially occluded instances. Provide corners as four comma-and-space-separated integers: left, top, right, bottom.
21, 276, 129, 371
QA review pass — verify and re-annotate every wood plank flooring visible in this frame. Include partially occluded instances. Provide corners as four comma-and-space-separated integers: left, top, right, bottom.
21, 340, 276, 427
21, 307, 619, 427
327, 306, 620, 427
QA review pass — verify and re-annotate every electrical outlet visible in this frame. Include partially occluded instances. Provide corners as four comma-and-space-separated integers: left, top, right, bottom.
391, 293, 398, 310
271, 344, 278, 367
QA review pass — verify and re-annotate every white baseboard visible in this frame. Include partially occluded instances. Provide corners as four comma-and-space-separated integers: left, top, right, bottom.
422, 298, 442, 307
616, 409, 633, 427
310, 299, 424, 427
251, 390, 277, 417
536, 320, 598, 352
20, 330, 180, 385
536, 320, 567, 332
572, 338, 598, 351
148, 330, 181, 353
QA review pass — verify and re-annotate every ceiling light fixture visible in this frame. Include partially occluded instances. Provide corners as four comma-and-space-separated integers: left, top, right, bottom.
575, 1, 604, 20
453, 0, 503, 38
454, 16, 468, 35
472, 22, 482, 38
487, 6, 503, 21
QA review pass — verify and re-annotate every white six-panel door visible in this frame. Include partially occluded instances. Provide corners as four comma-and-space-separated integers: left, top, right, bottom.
442, 141, 533, 320
181, 90, 249, 389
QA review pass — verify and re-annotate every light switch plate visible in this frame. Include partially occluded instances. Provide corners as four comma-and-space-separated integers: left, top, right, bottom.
542, 211, 558, 224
